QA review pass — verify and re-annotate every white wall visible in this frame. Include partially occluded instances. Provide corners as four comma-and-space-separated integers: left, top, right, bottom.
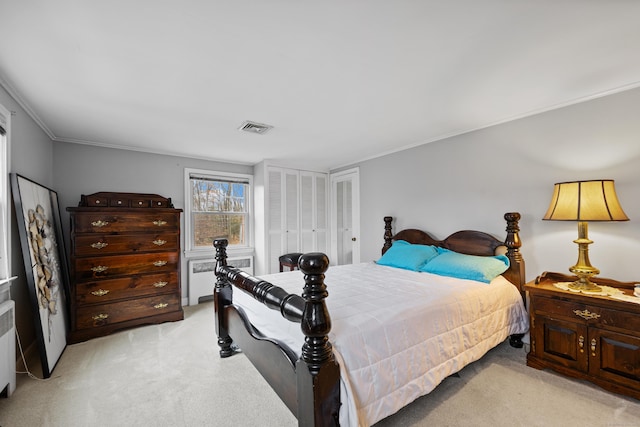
350, 87, 640, 283
0, 84, 56, 351
52, 141, 253, 301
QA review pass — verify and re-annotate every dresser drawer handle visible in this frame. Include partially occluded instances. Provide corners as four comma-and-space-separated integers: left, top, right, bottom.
153, 281, 168, 288
153, 220, 168, 226
91, 265, 109, 273
153, 260, 168, 267
154, 303, 169, 309
91, 220, 109, 228
591, 338, 597, 357
90, 242, 108, 249
578, 335, 584, 353
573, 309, 601, 320
90, 289, 110, 297
92, 313, 109, 321
152, 239, 167, 246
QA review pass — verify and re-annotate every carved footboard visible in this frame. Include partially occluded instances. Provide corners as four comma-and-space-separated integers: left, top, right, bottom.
213, 239, 340, 426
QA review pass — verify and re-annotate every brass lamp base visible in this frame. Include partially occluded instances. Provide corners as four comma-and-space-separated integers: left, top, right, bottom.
568, 269, 601, 292
568, 221, 601, 292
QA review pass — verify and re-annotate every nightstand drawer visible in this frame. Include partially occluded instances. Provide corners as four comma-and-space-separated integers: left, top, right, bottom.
531, 295, 587, 320
590, 303, 640, 333
532, 294, 640, 331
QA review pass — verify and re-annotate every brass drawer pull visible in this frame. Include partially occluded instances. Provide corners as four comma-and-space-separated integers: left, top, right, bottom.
90, 289, 110, 297
591, 338, 597, 357
91, 265, 109, 273
91, 220, 109, 228
578, 336, 584, 353
153, 220, 167, 226
153, 260, 168, 267
90, 242, 108, 249
154, 303, 169, 309
92, 313, 109, 321
152, 239, 167, 246
573, 309, 600, 320
153, 281, 168, 288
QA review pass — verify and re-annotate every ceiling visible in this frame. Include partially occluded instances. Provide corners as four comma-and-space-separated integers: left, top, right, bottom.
1, 1, 640, 171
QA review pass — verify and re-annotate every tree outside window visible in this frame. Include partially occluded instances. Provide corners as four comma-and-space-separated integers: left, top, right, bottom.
190, 177, 249, 249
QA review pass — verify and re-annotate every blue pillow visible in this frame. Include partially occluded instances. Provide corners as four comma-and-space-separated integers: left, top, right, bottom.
377, 240, 439, 271
419, 248, 510, 283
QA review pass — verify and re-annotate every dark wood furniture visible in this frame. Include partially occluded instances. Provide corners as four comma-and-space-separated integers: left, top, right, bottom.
214, 212, 526, 426
278, 253, 302, 272
526, 271, 640, 399
67, 192, 183, 343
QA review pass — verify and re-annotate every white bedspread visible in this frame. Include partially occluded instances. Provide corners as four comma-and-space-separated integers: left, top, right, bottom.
232, 262, 529, 426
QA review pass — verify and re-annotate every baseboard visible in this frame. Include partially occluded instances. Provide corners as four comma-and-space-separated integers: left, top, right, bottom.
15, 338, 38, 373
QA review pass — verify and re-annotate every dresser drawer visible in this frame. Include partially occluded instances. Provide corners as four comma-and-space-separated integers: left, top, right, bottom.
74, 252, 179, 280
532, 294, 640, 331
75, 293, 181, 330
82, 193, 172, 208
75, 272, 178, 305
73, 233, 179, 256
72, 212, 179, 233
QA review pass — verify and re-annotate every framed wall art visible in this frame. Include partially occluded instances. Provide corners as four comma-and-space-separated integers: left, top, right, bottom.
11, 173, 70, 378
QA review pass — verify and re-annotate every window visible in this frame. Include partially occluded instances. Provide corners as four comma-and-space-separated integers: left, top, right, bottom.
0, 104, 10, 281
185, 168, 252, 254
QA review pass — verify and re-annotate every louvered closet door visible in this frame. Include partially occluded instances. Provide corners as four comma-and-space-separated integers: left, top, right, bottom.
300, 172, 328, 254
300, 173, 314, 253
284, 170, 299, 254
314, 174, 328, 254
268, 169, 284, 274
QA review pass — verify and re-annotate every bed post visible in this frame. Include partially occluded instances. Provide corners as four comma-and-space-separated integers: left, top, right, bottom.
213, 239, 234, 358
503, 212, 525, 292
503, 212, 525, 348
296, 253, 341, 426
382, 216, 393, 254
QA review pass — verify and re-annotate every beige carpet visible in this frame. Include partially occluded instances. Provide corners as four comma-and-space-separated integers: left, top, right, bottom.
1, 302, 640, 427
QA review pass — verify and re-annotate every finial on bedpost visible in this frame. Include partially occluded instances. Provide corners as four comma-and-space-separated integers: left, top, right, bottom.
214, 238, 229, 269
383, 216, 394, 254
297, 252, 340, 426
213, 238, 234, 358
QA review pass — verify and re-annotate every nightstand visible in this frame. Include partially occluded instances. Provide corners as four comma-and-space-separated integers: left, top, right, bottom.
525, 271, 640, 399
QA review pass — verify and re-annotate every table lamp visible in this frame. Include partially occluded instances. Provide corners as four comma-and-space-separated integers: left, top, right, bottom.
543, 180, 629, 292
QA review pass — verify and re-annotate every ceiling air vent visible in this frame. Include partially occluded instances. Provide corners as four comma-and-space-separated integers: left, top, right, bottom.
238, 120, 273, 135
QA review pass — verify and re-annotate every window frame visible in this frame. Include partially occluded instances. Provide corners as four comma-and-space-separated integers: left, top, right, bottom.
0, 103, 11, 282
184, 168, 253, 258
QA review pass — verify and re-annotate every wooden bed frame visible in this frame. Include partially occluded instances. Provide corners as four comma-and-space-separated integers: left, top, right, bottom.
213, 212, 525, 426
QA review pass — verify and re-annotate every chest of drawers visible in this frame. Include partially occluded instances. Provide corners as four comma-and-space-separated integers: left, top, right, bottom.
67, 192, 183, 343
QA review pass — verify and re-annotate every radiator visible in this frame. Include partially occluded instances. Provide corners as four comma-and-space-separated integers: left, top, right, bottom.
188, 256, 254, 305
0, 299, 16, 397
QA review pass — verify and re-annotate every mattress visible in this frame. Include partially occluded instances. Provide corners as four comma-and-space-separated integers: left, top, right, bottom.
232, 262, 529, 426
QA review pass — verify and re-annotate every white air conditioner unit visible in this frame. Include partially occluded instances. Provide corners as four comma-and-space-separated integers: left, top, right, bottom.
188, 256, 254, 306
0, 299, 16, 397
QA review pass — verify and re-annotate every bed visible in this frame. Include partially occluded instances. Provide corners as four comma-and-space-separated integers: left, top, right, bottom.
213, 212, 528, 426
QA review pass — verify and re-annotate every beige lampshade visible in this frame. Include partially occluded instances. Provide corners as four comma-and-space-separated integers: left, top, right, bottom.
543, 180, 629, 222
